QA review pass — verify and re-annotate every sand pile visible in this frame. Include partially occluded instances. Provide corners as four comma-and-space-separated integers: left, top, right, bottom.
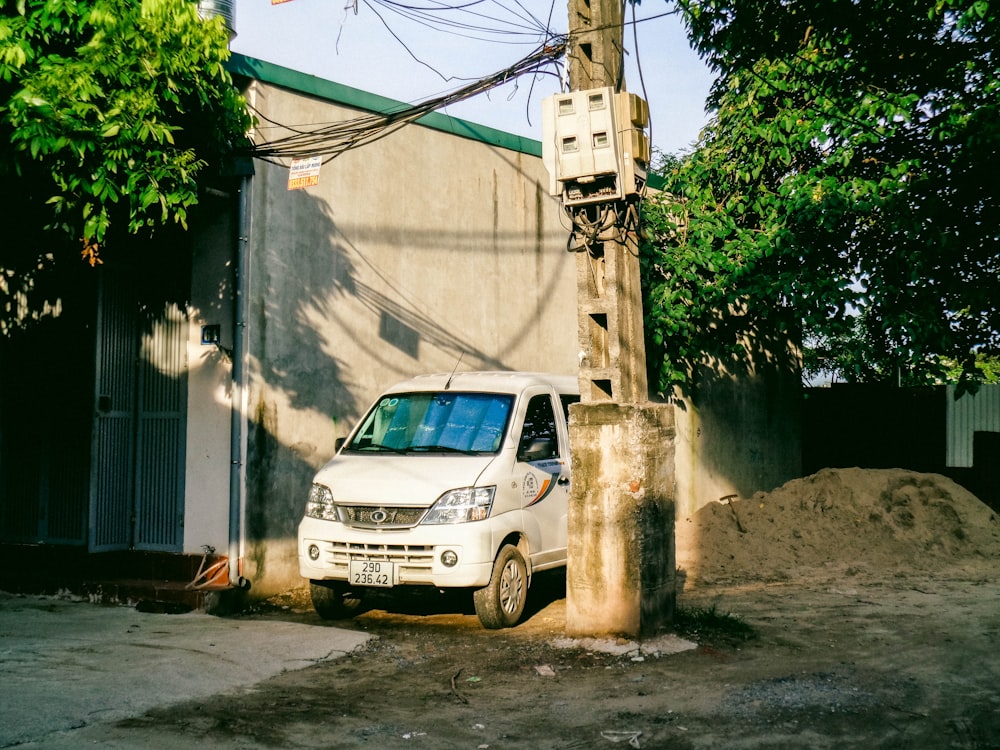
676, 468, 1000, 586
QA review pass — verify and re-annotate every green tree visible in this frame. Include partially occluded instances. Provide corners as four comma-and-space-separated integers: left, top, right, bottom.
643, 0, 999, 396
0, 0, 250, 322
804, 313, 1000, 386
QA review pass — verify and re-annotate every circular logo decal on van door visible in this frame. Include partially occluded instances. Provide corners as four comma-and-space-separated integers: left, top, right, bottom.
522, 473, 538, 503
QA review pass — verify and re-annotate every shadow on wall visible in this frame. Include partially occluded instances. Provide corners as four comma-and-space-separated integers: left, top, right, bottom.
247, 163, 565, 418
241, 166, 570, 593
0, 269, 96, 545
664, 313, 804, 522
0, 222, 197, 549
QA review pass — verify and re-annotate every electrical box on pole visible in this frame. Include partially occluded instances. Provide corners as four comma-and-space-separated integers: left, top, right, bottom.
541, 87, 650, 206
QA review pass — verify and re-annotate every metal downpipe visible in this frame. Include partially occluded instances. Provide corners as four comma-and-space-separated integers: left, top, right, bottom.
229, 174, 252, 591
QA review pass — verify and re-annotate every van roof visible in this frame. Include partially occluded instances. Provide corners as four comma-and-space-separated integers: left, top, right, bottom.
382, 371, 580, 396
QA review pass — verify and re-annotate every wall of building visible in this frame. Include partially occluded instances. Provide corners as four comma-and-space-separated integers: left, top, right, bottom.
183, 190, 239, 555
237, 76, 580, 595
673, 333, 803, 522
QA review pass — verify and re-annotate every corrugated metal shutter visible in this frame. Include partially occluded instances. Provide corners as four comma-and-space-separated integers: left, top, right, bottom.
1, 439, 39, 539
133, 304, 188, 550
946, 384, 1000, 467
90, 272, 187, 552
0, 277, 93, 545
90, 275, 138, 551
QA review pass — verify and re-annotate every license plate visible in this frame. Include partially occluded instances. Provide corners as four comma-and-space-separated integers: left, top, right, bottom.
349, 560, 394, 587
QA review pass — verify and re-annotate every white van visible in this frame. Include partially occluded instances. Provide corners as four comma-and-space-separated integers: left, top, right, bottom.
298, 371, 579, 628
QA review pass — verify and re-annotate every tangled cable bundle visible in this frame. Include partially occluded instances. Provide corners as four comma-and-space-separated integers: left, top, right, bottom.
247, 38, 567, 166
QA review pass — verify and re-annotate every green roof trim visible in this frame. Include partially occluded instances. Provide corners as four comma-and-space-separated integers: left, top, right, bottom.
226, 54, 543, 157
225, 54, 667, 191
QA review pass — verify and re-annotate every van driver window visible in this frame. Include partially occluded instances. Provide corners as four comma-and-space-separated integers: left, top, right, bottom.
521, 394, 559, 458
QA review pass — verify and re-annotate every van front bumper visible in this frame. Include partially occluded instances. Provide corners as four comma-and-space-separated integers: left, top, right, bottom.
298, 516, 496, 589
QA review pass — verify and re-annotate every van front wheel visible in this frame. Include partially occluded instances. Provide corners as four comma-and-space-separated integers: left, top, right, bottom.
310, 580, 364, 620
474, 545, 527, 629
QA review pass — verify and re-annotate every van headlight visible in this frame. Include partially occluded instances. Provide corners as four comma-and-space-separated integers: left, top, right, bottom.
306, 483, 338, 521
422, 486, 495, 524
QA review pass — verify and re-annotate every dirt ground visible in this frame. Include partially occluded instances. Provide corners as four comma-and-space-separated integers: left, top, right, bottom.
109, 469, 1000, 749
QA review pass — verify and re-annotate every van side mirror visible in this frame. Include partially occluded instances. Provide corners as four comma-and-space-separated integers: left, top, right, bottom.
518, 436, 555, 462
335, 437, 346, 452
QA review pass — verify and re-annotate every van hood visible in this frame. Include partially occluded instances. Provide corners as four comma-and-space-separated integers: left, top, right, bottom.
313, 453, 499, 506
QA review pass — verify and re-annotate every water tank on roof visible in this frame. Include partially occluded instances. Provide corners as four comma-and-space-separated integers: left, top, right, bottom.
197, 0, 236, 41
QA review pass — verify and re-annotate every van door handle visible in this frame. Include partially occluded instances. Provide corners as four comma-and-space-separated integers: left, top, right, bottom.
557, 476, 570, 486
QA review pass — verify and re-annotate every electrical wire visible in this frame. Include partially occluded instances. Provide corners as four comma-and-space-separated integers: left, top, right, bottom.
246, 36, 567, 165
359, 0, 556, 83
365, 0, 553, 42
564, 199, 642, 255
245, 2, 678, 169
520, 0, 562, 125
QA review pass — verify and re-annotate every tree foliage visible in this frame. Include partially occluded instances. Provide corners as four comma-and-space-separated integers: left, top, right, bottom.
0, 0, 251, 278
642, 0, 999, 395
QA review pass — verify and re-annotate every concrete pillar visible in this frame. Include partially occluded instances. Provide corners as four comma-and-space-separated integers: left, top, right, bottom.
566, 401, 676, 637
564, 0, 675, 640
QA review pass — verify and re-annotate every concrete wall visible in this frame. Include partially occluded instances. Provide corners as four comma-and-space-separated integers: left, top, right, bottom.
673, 332, 803, 522
183, 191, 238, 555
238, 78, 579, 594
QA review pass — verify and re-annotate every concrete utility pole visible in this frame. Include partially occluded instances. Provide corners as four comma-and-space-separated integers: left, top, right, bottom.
564, 0, 677, 637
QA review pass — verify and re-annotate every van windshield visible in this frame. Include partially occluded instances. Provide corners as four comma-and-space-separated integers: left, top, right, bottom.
345, 391, 515, 455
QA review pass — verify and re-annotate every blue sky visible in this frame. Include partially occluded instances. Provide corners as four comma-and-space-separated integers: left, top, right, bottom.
230, 0, 715, 156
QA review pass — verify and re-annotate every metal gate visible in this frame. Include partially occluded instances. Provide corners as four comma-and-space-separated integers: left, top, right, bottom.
89, 270, 188, 552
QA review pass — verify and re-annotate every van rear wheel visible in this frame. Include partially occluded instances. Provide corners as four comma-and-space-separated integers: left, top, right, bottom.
474, 545, 527, 629
310, 581, 364, 620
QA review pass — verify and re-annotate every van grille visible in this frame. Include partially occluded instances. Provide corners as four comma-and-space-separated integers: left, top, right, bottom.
330, 542, 434, 565
340, 505, 426, 528
320, 541, 436, 582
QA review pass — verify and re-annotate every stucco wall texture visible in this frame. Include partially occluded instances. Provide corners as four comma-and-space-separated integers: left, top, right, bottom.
237, 79, 579, 593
